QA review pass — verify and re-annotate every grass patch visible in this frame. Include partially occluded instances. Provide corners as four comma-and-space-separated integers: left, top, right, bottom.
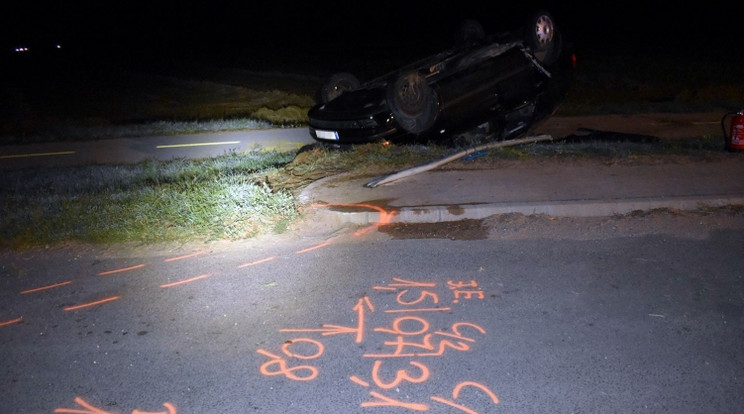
0, 68, 317, 144
1, 151, 298, 248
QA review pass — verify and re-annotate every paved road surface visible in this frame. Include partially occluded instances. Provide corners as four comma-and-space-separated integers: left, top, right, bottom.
0, 128, 314, 169
1, 212, 742, 413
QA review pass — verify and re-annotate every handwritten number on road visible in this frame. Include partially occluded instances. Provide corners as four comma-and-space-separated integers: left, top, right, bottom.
55, 397, 176, 414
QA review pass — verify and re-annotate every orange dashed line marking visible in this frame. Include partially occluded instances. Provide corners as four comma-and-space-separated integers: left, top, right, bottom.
160, 273, 211, 288
0, 317, 23, 327
21, 280, 72, 294
296, 241, 332, 254
98, 264, 146, 276
238, 256, 276, 268
164, 250, 207, 262
63, 296, 121, 311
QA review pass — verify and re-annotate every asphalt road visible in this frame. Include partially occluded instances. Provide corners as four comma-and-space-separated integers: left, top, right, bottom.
0, 128, 315, 169
1, 214, 742, 413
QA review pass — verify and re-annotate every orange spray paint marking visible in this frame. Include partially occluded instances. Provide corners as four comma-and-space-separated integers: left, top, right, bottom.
281, 297, 373, 343
396, 289, 439, 305
55, 397, 177, 414
0, 317, 23, 328
54, 396, 115, 413
281, 324, 359, 337
349, 375, 370, 387
430, 381, 499, 413
98, 264, 146, 276
365, 333, 470, 358
257, 346, 320, 381
452, 290, 485, 303
296, 241, 332, 254
21, 280, 72, 294
132, 402, 177, 414
384, 307, 451, 313
434, 322, 486, 342
371, 360, 430, 389
447, 280, 479, 289
354, 296, 374, 343
159, 274, 211, 288
361, 391, 429, 411
366, 320, 483, 358
279, 337, 326, 359
63, 296, 121, 311
375, 315, 430, 336
448, 280, 483, 303
353, 224, 377, 237
238, 256, 276, 268
313, 202, 395, 237
164, 250, 206, 262
377, 277, 437, 288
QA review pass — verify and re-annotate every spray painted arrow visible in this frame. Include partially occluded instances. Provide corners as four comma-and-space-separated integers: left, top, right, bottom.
280, 297, 374, 343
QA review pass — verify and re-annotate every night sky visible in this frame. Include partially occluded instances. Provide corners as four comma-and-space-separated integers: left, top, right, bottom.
3, 1, 741, 72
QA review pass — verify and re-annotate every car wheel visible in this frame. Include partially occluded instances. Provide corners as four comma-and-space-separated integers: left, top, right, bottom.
319, 72, 360, 103
528, 11, 560, 64
454, 19, 485, 48
386, 71, 439, 135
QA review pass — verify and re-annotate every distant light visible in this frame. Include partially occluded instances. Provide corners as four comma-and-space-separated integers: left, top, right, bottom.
14, 46, 29, 53
56, 44, 62, 49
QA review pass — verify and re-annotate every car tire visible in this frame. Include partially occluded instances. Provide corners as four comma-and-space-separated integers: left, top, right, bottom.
386, 71, 439, 135
454, 19, 485, 48
319, 72, 360, 103
527, 11, 560, 64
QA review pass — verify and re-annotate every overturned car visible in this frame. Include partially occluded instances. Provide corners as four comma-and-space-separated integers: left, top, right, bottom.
308, 11, 573, 145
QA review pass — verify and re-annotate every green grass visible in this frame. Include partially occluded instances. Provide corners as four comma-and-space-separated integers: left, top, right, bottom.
0, 142, 440, 248
1, 151, 298, 248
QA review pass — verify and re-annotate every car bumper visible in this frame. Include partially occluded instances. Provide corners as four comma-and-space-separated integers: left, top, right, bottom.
309, 125, 402, 144
308, 108, 403, 143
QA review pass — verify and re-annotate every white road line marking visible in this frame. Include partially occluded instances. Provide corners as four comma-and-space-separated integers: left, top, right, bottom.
156, 141, 241, 149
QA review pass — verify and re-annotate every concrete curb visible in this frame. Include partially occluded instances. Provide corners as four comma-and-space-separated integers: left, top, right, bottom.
310, 195, 744, 225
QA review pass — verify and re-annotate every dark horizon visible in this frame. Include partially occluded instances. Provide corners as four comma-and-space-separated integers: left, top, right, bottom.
4, 2, 741, 70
